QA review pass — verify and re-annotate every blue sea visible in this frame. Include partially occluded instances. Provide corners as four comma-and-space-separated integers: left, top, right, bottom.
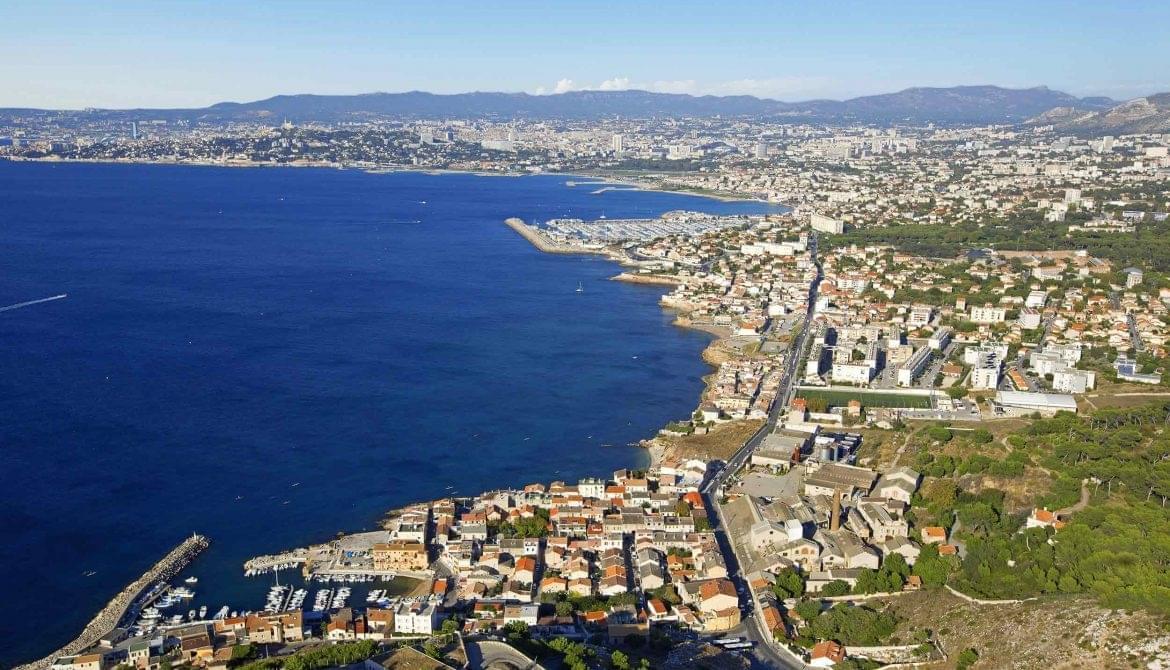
0, 162, 779, 665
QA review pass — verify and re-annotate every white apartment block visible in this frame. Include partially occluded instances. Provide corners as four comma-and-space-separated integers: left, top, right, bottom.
969, 305, 1007, 324
810, 212, 844, 234
970, 351, 1002, 390
832, 362, 874, 385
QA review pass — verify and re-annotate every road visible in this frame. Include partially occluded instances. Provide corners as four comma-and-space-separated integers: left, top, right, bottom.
703, 232, 821, 497
699, 233, 822, 669
1128, 313, 1144, 353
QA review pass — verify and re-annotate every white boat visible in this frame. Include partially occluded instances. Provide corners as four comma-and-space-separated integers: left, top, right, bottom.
185, 576, 198, 584
576, 281, 584, 293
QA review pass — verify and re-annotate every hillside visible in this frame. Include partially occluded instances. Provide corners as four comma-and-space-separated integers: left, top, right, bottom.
0, 85, 1115, 126
1033, 92, 1170, 134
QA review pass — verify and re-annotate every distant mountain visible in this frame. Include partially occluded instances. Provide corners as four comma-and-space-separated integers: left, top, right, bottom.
809, 85, 1114, 123
0, 85, 1117, 126
1033, 93, 1170, 135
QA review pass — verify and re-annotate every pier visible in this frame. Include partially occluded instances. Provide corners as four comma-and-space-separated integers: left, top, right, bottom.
503, 217, 606, 255
15, 534, 209, 670
243, 549, 309, 576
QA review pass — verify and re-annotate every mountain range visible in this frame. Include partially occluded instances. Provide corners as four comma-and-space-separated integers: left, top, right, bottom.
0, 85, 1126, 126
1032, 93, 1170, 135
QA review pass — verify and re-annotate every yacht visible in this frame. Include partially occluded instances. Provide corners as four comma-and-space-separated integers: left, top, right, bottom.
184, 576, 198, 584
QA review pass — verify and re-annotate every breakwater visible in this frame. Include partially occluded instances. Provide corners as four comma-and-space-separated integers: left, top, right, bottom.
503, 217, 606, 255
16, 534, 209, 670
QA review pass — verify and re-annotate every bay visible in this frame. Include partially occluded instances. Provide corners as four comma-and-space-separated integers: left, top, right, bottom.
0, 162, 779, 664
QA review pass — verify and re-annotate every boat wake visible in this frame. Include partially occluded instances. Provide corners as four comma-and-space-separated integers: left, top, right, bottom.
0, 293, 68, 313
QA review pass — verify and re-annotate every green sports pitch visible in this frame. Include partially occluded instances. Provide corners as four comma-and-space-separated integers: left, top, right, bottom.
796, 388, 934, 409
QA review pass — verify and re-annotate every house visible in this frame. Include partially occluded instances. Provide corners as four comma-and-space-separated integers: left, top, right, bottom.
876, 536, 921, 566
52, 654, 106, 670
1026, 507, 1066, 530
646, 598, 677, 623
698, 578, 738, 614
503, 603, 539, 627
326, 609, 360, 641
367, 608, 395, 637
921, 526, 947, 544
372, 540, 429, 572
806, 568, 866, 593
126, 641, 152, 670
810, 640, 847, 667
394, 601, 440, 635
872, 467, 920, 503
804, 463, 878, 499
514, 556, 537, 584
607, 621, 650, 645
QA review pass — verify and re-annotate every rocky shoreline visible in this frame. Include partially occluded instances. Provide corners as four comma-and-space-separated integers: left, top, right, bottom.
502, 216, 751, 471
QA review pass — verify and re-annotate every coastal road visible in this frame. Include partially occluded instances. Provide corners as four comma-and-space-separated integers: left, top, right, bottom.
703, 232, 821, 497
698, 233, 821, 669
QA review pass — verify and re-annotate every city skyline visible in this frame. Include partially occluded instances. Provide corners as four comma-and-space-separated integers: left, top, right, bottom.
2, 0, 1168, 109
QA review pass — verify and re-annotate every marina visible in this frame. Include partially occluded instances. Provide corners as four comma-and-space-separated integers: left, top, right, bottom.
14, 534, 208, 670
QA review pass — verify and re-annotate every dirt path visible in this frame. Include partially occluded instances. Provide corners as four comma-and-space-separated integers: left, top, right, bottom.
1055, 480, 1091, 517
1001, 434, 1052, 476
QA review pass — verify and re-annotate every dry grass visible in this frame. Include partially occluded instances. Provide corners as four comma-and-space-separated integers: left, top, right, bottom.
879, 589, 1168, 669
1082, 381, 1170, 411
657, 419, 764, 461
854, 427, 906, 469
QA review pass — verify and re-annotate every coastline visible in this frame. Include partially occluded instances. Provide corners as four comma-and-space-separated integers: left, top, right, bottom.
0, 155, 772, 205
6, 162, 761, 666
503, 215, 753, 471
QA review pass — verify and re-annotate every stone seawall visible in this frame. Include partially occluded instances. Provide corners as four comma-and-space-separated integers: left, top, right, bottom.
16, 534, 210, 670
503, 217, 607, 255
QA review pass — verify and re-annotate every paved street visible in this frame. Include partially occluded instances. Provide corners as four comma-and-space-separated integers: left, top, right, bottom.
698, 234, 822, 669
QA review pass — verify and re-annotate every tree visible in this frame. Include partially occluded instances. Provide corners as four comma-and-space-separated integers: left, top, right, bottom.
956, 647, 979, 669
927, 426, 953, 442
806, 603, 898, 646
555, 600, 574, 617
610, 650, 631, 670
946, 386, 967, 400
852, 569, 883, 594
771, 567, 806, 599
912, 544, 952, 588
820, 580, 851, 597
794, 599, 822, 622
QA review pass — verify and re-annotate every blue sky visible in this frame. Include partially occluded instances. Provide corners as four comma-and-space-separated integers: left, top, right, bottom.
2, 1, 1167, 108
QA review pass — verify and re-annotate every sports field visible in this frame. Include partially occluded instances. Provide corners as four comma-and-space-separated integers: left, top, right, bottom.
797, 388, 934, 409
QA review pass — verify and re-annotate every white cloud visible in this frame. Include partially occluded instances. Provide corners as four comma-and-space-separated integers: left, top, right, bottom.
712, 76, 834, 99
535, 75, 838, 100
647, 79, 698, 94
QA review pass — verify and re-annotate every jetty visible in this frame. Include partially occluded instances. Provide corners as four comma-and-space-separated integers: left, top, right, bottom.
15, 534, 209, 670
503, 217, 605, 255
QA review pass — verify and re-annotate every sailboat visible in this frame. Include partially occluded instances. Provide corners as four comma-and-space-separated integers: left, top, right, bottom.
576, 282, 584, 293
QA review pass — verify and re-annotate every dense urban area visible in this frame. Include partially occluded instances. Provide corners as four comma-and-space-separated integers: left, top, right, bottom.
8, 109, 1170, 670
